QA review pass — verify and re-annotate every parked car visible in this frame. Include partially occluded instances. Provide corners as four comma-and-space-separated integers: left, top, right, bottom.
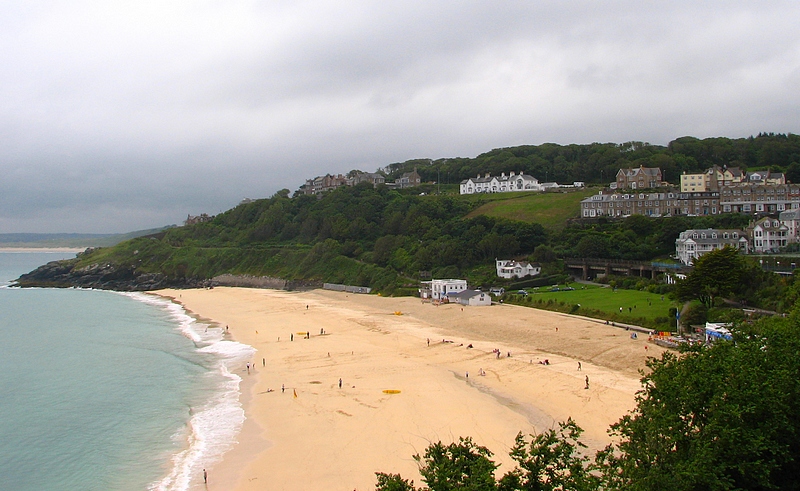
517, 290, 528, 296
489, 287, 505, 296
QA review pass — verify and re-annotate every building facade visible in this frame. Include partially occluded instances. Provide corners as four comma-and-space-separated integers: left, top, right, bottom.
581, 190, 721, 218
748, 217, 789, 253
459, 172, 542, 195
397, 168, 422, 188
675, 229, 749, 265
451, 290, 492, 306
615, 166, 662, 190
719, 183, 800, 214
779, 209, 800, 243
496, 260, 541, 279
419, 279, 468, 300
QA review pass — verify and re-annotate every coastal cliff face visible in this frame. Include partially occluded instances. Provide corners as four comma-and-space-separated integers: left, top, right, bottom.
14, 258, 210, 291
14, 256, 320, 292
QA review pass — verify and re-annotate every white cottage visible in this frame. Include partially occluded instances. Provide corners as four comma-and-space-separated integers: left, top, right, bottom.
496, 260, 541, 279
450, 290, 492, 306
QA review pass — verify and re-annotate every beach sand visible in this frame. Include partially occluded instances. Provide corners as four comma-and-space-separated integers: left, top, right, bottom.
155, 287, 664, 491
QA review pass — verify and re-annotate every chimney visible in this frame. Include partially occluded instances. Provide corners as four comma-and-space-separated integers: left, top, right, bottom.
510, 171, 515, 176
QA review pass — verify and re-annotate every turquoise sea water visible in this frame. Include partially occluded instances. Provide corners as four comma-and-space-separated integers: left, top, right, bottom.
0, 252, 254, 490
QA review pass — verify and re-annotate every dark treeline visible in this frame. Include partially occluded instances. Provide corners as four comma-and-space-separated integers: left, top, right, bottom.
159, 183, 547, 284
381, 133, 800, 185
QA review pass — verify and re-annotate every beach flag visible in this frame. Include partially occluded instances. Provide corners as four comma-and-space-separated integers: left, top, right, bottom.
293, 389, 297, 398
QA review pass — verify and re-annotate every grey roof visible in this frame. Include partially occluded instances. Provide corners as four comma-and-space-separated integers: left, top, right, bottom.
450, 289, 486, 300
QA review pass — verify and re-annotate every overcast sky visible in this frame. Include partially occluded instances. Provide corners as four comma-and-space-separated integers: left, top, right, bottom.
1, 1, 799, 233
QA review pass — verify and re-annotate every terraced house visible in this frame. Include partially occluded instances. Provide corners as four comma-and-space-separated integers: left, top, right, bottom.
459, 171, 542, 194
581, 190, 721, 218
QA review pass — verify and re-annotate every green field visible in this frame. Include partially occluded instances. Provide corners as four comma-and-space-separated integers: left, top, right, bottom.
464, 188, 595, 229
509, 283, 679, 329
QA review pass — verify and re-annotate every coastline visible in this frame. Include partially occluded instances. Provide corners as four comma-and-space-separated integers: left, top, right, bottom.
155, 287, 664, 490
0, 247, 85, 253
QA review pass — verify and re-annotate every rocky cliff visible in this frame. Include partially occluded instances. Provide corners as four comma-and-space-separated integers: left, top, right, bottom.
13, 258, 210, 291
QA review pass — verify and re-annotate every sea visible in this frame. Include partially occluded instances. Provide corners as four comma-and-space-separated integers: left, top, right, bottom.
0, 251, 255, 491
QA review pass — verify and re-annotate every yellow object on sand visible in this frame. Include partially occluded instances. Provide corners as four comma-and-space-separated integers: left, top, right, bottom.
383, 390, 401, 394
394, 311, 402, 316
293, 389, 298, 398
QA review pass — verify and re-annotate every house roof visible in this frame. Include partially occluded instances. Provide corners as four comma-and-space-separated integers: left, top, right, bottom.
450, 289, 486, 300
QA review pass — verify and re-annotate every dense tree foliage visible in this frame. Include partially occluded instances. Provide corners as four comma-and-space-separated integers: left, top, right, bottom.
376, 312, 800, 490
601, 313, 800, 490
381, 134, 800, 187
674, 246, 748, 307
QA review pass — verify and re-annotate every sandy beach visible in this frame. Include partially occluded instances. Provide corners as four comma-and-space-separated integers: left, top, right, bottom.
155, 287, 664, 491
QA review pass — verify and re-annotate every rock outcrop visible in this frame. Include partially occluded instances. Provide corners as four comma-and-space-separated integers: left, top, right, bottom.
13, 258, 210, 291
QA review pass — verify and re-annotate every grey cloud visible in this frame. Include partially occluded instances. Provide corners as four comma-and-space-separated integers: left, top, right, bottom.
1, 1, 799, 233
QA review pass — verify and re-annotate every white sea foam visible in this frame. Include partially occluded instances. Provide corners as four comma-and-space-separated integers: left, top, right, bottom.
122, 292, 256, 491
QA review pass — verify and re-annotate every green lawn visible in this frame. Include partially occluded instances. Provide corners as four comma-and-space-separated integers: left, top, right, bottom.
510, 283, 679, 329
465, 188, 595, 229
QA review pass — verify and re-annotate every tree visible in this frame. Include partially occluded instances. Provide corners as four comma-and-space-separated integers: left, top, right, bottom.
375, 472, 416, 491
600, 313, 800, 490
498, 419, 599, 491
674, 246, 746, 307
415, 437, 498, 491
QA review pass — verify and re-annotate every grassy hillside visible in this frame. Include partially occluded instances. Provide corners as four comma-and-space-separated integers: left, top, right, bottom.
464, 189, 595, 229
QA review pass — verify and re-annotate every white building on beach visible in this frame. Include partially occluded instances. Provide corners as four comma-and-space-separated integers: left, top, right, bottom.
450, 290, 492, 306
419, 279, 468, 300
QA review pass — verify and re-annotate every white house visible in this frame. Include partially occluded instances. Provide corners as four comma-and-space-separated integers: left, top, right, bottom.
450, 290, 492, 306
779, 209, 800, 243
419, 279, 468, 300
748, 217, 789, 253
675, 229, 749, 265
459, 172, 542, 195
496, 260, 541, 279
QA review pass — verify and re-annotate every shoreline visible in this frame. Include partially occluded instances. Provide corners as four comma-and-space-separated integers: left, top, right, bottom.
0, 247, 84, 253
155, 287, 664, 490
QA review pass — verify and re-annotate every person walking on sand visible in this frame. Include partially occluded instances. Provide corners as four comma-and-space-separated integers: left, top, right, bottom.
339, 378, 342, 388
578, 362, 582, 371
203, 468, 207, 484
281, 384, 285, 393
585, 375, 589, 389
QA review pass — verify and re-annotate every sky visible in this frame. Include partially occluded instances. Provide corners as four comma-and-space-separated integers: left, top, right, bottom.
1, 1, 799, 234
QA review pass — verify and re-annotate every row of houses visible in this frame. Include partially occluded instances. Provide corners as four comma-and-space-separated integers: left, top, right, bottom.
582, 182, 800, 219
300, 168, 422, 196
675, 210, 800, 264
459, 171, 584, 195
680, 166, 785, 193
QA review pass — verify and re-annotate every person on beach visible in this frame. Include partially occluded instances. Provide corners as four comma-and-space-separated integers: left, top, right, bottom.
246, 362, 250, 373
203, 468, 207, 484
339, 378, 342, 388
578, 362, 582, 371
585, 375, 589, 389
281, 384, 285, 393
291, 333, 293, 341
262, 358, 265, 367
